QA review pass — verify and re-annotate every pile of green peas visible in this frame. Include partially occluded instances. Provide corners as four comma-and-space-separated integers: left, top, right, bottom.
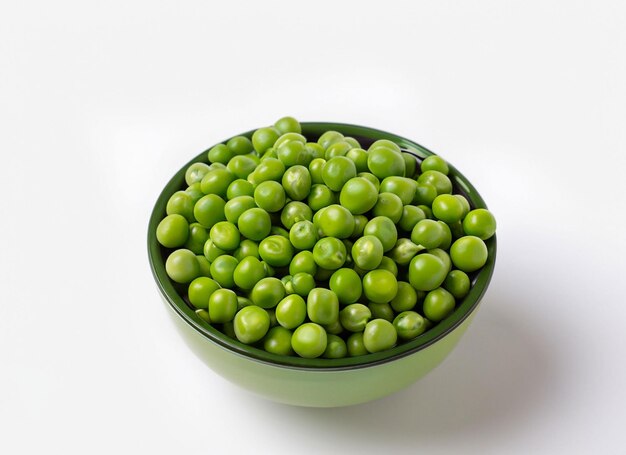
156, 116, 496, 359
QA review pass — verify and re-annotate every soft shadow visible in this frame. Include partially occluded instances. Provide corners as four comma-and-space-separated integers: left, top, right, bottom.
245, 280, 561, 444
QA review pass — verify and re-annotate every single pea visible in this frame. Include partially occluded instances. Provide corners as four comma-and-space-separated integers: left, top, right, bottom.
322, 156, 357, 192
208, 289, 238, 323
308, 158, 326, 184
280, 201, 313, 229
259, 235, 294, 267
378, 256, 398, 276
282, 165, 312, 200
432, 194, 465, 224
250, 277, 286, 309
367, 302, 395, 322
281, 274, 293, 293
363, 319, 397, 353
291, 272, 316, 297
185, 162, 211, 186
203, 238, 225, 262
252, 126, 280, 153
379, 177, 417, 205
226, 136, 253, 155
417, 170, 452, 195
372, 192, 404, 223
351, 235, 384, 270
237, 207, 271, 241
234, 306, 270, 344
291, 323, 327, 358
233, 256, 266, 290
370, 139, 401, 153
210, 221, 240, 251
237, 296, 254, 311
438, 221, 453, 250
393, 311, 426, 340
408, 253, 448, 291
363, 269, 398, 303
224, 196, 256, 224
351, 215, 368, 239
367, 146, 405, 179
208, 143, 234, 164
323, 334, 348, 359
339, 303, 371, 332
254, 180, 286, 213
260, 148, 277, 161
402, 152, 418, 178
196, 255, 212, 277
317, 130, 344, 150
209, 255, 238, 288
270, 225, 290, 239
305, 142, 325, 160
157, 214, 189, 248
289, 220, 318, 250
455, 194, 471, 218
312, 237, 347, 270
463, 208, 496, 240
200, 168, 236, 198
345, 148, 369, 172
357, 172, 380, 191
363, 216, 398, 252
186, 183, 204, 204
307, 184, 336, 211
276, 294, 307, 329
329, 268, 363, 304
227, 179, 254, 199
307, 288, 340, 325
388, 238, 423, 266
187, 276, 221, 309
184, 222, 209, 254
165, 248, 201, 283
325, 141, 353, 160
423, 287, 456, 322
339, 177, 378, 214
277, 141, 311, 167
249, 157, 285, 184
347, 332, 368, 356
428, 248, 452, 273
421, 155, 449, 175
443, 269, 471, 299
323, 320, 344, 335
399, 205, 426, 232
390, 281, 418, 312
193, 194, 226, 229
343, 136, 361, 148
413, 182, 438, 206
274, 116, 302, 134
227, 155, 257, 179
263, 326, 294, 356
411, 219, 446, 249
289, 250, 317, 276
209, 162, 226, 170
450, 236, 488, 272
195, 308, 211, 323
166, 191, 195, 222
317, 204, 355, 239
274, 132, 306, 150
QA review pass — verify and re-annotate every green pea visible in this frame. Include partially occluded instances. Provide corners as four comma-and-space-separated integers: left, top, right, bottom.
443, 270, 471, 299
329, 268, 363, 304
367, 146, 405, 179
277, 141, 311, 167
259, 235, 294, 267
351, 215, 368, 239
325, 141, 353, 160
347, 332, 368, 357
421, 155, 449, 175
351, 235, 384, 270
323, 334, 348, 359
274, 116, 302, 134
195, 308, 211, 323
345, 148, 369, 172
363, 319, 397, 353
165, 249, 201, 283
408, 253, 448, 291
308, 158, 326, 184
224, 196, 256, 224
402, 152, 418, 178
184, 223, 209, 254
317, 130, 344, 150
363, 216, 398, 252
254, 180, 286, 213
291, 273, 316, 297
209, 255, 238, 288
234, 306, 270, 344
463, 208, 496, 240
263, 326, 294, 356
200, 169, 235, 198
210, 221, 240, 251
455, 194, 471, 218
237, 296, 254, 311
317, 204, 355, 239
208, 289, 238, 323
339, 303, 371, 332
450, 236, 488, 272
289, 251, 317, 276
312, 237, 347, 270
226, 179, 254, 199
393, 311, 426, 340
378, 256, 398, 276
388, 238, 423, 266
274, 132, 306, 150
307, 184, 336, 211
417, 170, 452, 195
423, 287, 456, 321
307, 288, 339, 325
237, 207, 271, 241
249, 157, 285, 184
203, 239, 225, 262
270, 225, 289, 239
208, 143, 234, 164
233, 239, 260, 261
291, 323, 327, 358
432, 194, 465, 224
289, 220, 318, 250
193, 194, 226, 229
166, 191, 195, 222
196, 255, 212, 277
305, 142, 325, 160
252, 126, 280, 153
185, 162, 211, 186
282, 165, 312, 200
428, 248, 452, 273
227, 136, 253, 155
274, 294, 307, 330
233, 256, 266, 290
390, 281, 418, 313
357, 172, 380, 191
322, 156, 357, 191
379, 177, 417, 205
187, 277, 221, 309
411, 219, 445, 249
367, 302, 395, 322
227, 155, 257, 179
281, 201, 313, 229
363, 269, 398, 303
250, 277, 286, 309
186, 183, 204, 204
398, 205, 426, 232
339, 177, 378, 214
157, 214, 189, 248
372, 192, 404, 223
438, 221, 453, 250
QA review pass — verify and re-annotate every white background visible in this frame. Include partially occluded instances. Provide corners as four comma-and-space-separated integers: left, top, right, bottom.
2, 1, 626, 453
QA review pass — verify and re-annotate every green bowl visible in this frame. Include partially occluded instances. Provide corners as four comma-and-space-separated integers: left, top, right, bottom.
148, 122, 496, 407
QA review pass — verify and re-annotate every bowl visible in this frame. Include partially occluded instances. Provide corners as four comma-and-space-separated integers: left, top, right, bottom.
148, 122, 496, 407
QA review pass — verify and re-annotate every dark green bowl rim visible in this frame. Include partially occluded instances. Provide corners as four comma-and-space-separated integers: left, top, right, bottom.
148, 122, 497, 371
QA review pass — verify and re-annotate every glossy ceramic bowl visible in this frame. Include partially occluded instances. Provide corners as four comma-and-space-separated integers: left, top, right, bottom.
148, 122, 496, 407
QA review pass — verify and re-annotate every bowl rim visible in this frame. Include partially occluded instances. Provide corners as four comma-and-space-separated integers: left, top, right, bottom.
147, 121, 497, 371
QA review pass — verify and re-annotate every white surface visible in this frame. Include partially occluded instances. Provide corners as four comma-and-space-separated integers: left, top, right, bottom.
2, 1, 626, 453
